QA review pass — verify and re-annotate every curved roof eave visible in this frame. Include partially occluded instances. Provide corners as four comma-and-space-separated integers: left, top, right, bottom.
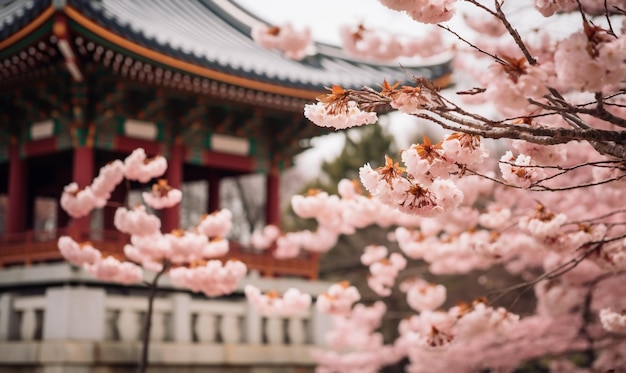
0, 0, 453, 101
64, 5, 323, 100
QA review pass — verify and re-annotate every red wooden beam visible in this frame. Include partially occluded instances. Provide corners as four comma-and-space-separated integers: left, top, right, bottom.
6, 143, 27, 234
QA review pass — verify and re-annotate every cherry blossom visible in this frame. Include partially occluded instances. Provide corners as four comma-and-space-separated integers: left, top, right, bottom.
123, 148, 167, 183
366, 250, 407, 296
168, 260, 247, 297
250, 224, 281, 250
379, 0, 457, 23
305, 100, 378, 130
316, 281, 361, 316
499, 151, 547, 188
114, 205, 161, 236
196, 209, 233, 238
244, 285, 312, 317
58, 236, 102, 266
90, 160, 125, 201
402, 278, 447, 312
339, 24, 446, 61
84, 256, 143, 285
142, 179, 182, 209
599, 308, 626, 333
60, 182, 99, 218
251, 23, 313, 60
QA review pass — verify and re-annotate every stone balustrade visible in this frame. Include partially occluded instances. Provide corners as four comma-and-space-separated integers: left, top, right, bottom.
0, 281, 332, 372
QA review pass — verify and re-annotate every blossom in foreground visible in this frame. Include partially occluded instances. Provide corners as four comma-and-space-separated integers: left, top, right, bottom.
499, 151, 546, 188
365, 249, 407, 297
250, 224, 281, 250
123, 148, 167, 183
305, 85, 378, 130
316, 281, 361, 316
142, 179, 182, 209
90, 160, 125, 201
599, 308, 626, 333
114, 206, 161, 236
169, 259, 247, 297
196, 209, 233, 238
58, 236, 102, 266
304, 101, 377, 129
379, 0, 457, 23
84, 256, 143, 285
359, 156, 463, 217
60, 182, 99, 218
244, 285, 312, 317
402, 278, 447, 312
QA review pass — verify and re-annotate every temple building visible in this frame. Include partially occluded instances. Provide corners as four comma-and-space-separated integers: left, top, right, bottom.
0, 0, 451, 371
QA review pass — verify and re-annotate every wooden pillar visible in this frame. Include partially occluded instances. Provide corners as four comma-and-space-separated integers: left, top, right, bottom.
6, 142, 27, 234
70, 147, 94, 237
207, 170, 220, 213
265, 167, 280, 227
162, 143, 183, 233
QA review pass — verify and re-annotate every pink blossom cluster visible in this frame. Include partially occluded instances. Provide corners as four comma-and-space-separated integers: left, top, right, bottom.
361, 245, 407, 296
401, 278, 447, 312
60, 160, 125, 218
269, 180, 428, 259
340, 24, 446, 62
304, 101, 378, 129
499, 151, 547, 188
534, 0, 625, 17
316, 281, 361, 316
60, 149, 171, 218
518, 206, 568, 239
197, 209, 233, 237
379, 0, 457, 24
168, 260, 247, 297
251, 23, 313, 60
58, 236, 102, 266
58, 148, 247, 298
244, 285, 312, 317
114, 205, 161, 236
142, 179, 182, 210
313, 302, 403, 373
84, 255, 143, 285
58, 236, 143, 285
123, 148, 168, 183
554, 28, 626, 92
250, 224, 281, 250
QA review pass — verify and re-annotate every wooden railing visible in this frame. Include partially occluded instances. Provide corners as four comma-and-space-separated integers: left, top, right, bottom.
0, 228, 319, 279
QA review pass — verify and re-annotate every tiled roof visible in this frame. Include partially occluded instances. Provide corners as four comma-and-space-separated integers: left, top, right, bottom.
0, 0, 452, 92
0, 0, 49, 40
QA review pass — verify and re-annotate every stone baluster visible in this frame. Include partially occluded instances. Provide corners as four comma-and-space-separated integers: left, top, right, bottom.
195, 312, 216, 343
265, 316, 283, 345
171, 293, 191, 343
245, 303, 262, 344
43, 287, 106, 341
287, 317, 306, 345
220, 314, 240, 343
117, 308, 141, 341
19, 308, 37, 341
0, 293, 13, 341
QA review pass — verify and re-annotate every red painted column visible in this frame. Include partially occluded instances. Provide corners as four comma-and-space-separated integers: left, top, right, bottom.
207, 170, 220, 213
161, 143, 183, 233
6, 142, 27, 234
265, 167, 280, 226
70, 147, 94, 237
